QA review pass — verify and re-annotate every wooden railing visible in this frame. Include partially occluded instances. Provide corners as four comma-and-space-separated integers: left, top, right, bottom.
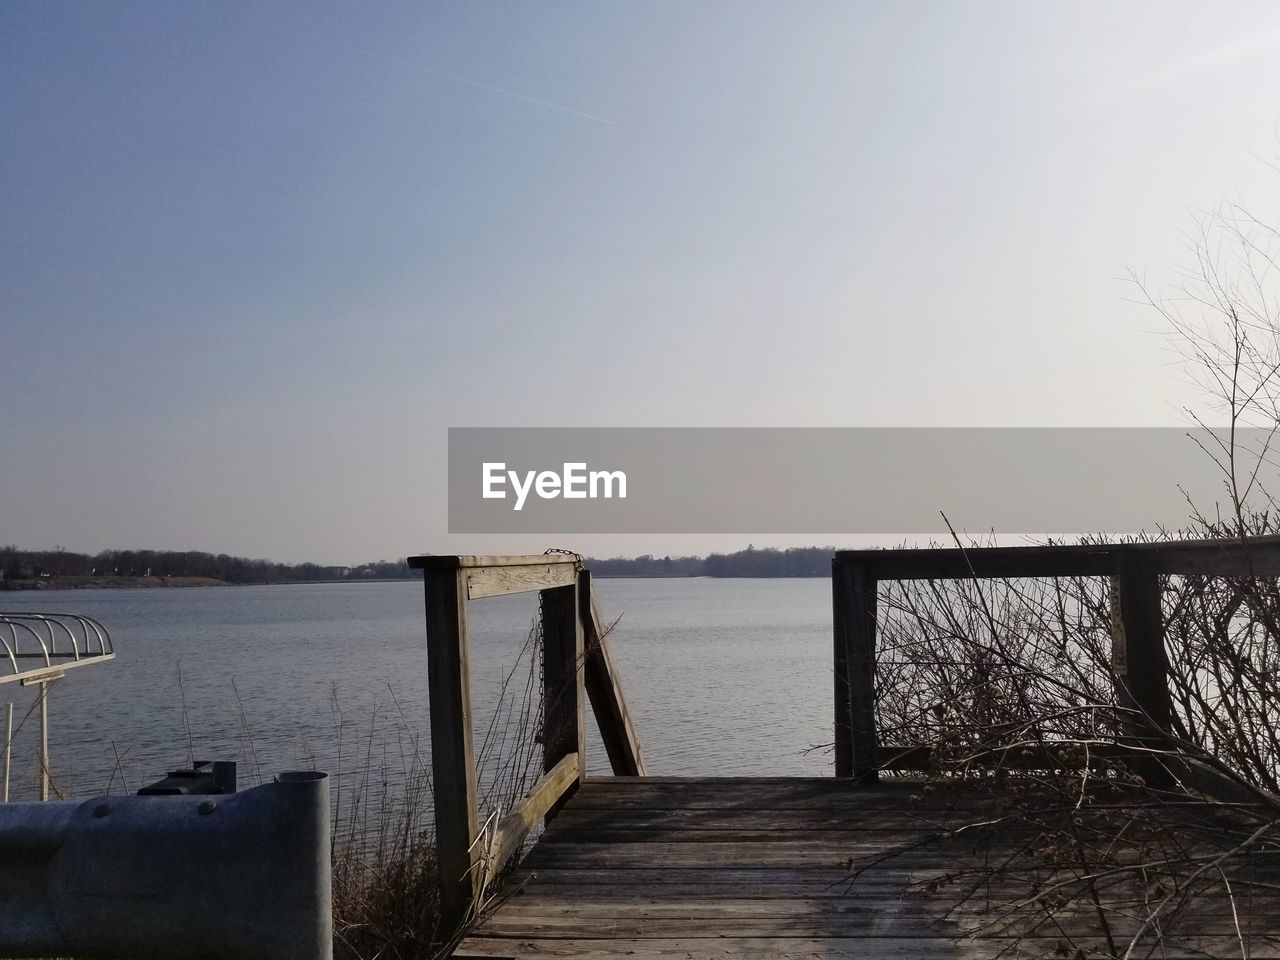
407, 554, 645, 936
832, 534, 1280, 784
415, 538, 1280, 932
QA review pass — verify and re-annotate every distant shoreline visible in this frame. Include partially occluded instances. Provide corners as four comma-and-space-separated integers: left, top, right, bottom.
4, 546, 838, 584
0, 572, 831, 591
0, 575, 420, 591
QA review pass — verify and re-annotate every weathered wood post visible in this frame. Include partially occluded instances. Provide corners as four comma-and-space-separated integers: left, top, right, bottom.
579, 570, 647, 777
833, 556, 879, 783
1109, 547, 1173, 785
420, 559, 480, 937
541, 578, 584, 811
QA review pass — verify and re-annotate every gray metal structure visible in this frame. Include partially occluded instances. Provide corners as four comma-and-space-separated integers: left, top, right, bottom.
0, 613, 114, 683
0, 770, 333, 960
138, 758, 238, 794
0, 613, 115, 801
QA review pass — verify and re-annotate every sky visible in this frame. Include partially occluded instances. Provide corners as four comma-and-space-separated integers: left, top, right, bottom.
5, 1, 1280, 563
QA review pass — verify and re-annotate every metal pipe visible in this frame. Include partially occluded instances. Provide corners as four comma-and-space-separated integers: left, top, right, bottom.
0, 771, 332, 960
38, 681, 49, 802
84, 616, 109, 656
0, 615, 114, 685
45, 616, 79, 659
0, 620, 50, 665
3, 702, 11, 802
0, 630, 18, 675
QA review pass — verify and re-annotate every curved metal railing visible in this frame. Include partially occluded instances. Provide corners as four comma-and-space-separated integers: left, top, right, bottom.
0, 614, 114, 685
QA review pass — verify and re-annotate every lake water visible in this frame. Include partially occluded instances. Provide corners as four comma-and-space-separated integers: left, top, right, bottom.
0, 578, 835, 803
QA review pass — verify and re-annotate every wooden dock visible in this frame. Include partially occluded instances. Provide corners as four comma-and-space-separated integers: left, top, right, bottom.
457, 777, 1280, 958
408, 545, 1280, 959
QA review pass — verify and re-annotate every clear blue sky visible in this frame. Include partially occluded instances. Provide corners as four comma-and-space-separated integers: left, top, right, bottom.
4, 1, 1280, 562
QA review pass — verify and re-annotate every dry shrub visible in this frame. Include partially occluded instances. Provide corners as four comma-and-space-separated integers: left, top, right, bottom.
332, 618, 546, 960
866, 528, 1280, 959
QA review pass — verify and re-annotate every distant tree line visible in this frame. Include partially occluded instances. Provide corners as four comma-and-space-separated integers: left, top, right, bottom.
0, 544, 836, 584
0, 546, 413, 584
588, 545, 834, 578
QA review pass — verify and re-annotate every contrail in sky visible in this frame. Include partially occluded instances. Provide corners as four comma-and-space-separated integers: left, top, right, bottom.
216, 5, 615, 127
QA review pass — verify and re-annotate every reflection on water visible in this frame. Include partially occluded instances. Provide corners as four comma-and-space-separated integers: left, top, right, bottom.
0, 577, 834, 801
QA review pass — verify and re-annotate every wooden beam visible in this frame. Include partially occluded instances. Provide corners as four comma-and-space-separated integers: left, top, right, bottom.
1149, 540, 1280, 576
1176, 756, 1280, 807
849, 561, 879, 785
832, 558, 851, 779
836, 535, 1280, 581
837, 544, 1117, 581
833, 558, 878, 783
541, 581, 584, 817
580, 571, 647, 777
1110, 548, 1174, 785
423, 566, 480, 936
408, 554, 581, 570
465, 561, 577, 600
488, 752, 582, 873
407, 555, 581, 599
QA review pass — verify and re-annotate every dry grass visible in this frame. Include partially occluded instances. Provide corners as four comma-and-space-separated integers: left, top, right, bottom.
330, 618, 547, 960
866, 524, 1280, 958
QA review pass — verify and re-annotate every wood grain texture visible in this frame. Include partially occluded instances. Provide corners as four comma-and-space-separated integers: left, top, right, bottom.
540, 582, 584, 821
409, 554, 581, 570
457, 778, 1279, 958
832, 557, 880, 782
835, 534, 1280, 580
580, 571, 646, 776
1110, 550, 1172, 732
489, 752, 582, 873
837, 543, 1118, 580
1110, 549, 1174, 788
422, 566, 479, 937
466, 562, 578, 600
456, 936, 1280, 959
831, 557, 852, 779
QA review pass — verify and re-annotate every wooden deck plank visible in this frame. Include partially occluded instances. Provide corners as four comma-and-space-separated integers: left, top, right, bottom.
521, 841, 1025, 868
502, 871, 1102, 892
486, 895, 1280, 921
563, 778, 1161, 811
545, 807, 989, 831
475, 915, 1274, 938
461, 778, 1280, 959
540, 827, 986, 843
457, 936, 1280, 959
